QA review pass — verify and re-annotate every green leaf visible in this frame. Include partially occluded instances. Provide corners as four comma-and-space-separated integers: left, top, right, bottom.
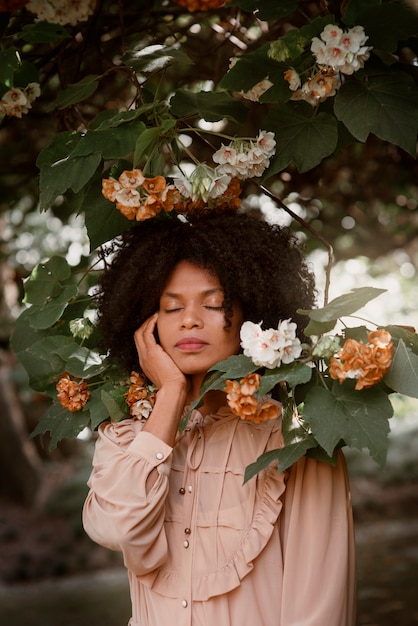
303, 318, 338, 337
303, 383, 393, 466
298, 287, 387, 323
170, 89, 248, 123
220, 43, 285, 93
23, 256, 72, 305
123, 45, 193, 74
244, 435, 317, 482
384, 339, 418, 398
19, 21, 70, 43
82, 178, 132, 249
133, 127, 161, 166
89, 106, 154, 130
31, 403, 90, 450
52, 75, 100, 109
72, 121, 146, 160
209, 354, 258, 377
227, 0, 298, 21
268, 16, 334, 63
346, 2, 418, 51
258, 362, 312, 395
14, 335, 73, 391
101, 389, 127, 422
39, 152, 102, 210
334, 73, 418, 156
262, 103, 338, 174
52, 345, 108, 378
0, 47, 19, 86
26, 285, 78, 329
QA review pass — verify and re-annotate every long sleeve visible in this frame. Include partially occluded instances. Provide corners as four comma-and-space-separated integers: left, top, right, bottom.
279, 452, 356, 626
82, 419, 173, 575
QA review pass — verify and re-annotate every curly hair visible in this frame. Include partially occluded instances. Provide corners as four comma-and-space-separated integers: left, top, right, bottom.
95, 212, 316, 374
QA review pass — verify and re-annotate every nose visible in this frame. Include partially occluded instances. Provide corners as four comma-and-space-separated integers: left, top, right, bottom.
180, 304, 203, 329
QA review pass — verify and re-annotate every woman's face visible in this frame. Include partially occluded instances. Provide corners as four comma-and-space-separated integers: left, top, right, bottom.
157, 261, 243, 384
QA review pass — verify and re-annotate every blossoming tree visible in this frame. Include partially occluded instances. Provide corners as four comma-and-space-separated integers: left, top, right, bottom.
1, 0, 418, 474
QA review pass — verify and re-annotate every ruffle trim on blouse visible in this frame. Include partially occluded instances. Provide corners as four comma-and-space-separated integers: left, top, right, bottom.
138, 463, 287, 601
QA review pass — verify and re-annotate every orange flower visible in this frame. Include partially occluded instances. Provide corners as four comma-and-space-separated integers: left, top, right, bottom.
329, 330, 394, 390
225, 373, 279, 423
56, 375, 90, 412
254, 400, 280, 424
171, 0, 226, 12
125, 371, 156, 417
240, 373, 260, 396
142, 176, 166, 194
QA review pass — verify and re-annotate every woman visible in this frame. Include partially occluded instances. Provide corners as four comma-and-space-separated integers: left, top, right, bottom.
83, 212, 356, 625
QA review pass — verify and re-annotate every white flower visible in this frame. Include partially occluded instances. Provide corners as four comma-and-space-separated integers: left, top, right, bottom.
240, 319, 301, 369
131, 399, 154, 419
311, 24, 372, 75
256, 131, 276, 157
213, 131, 275, 181
69, 317, 94, 340
174, 165, 231, 202
241, 78, 273, 102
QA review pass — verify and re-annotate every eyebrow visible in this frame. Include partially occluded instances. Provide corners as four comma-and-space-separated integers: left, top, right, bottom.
161, 288, 224, 298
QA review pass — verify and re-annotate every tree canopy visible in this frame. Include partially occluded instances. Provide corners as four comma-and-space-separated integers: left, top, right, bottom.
1, 0, 418, 463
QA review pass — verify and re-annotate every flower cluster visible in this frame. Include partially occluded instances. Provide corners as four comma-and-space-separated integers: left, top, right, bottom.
56, 375, 90, 412
240, 319, 302, 369
102, 169, 181, 221
213, 131, 276, 180
225, 373, 280, 423
102, 167, 242, 221
0, 83, 40, 118
102, 132, 275, 222
284, 24, 372, 106
329, 329, 394, 390
26, 0, 96, 25
124, 371, 156, 419
171, 0, 226, 12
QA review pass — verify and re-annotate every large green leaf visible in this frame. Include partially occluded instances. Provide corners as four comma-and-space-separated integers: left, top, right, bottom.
31, 403, 90, 450
268, 15, 334, 63
82, 180, 132, 250
244, 435, 318, 481
71, 120, 146, 160
39, 151, 102, 210
52, 75, 100, 109
303, 383, 393, 466
133, 127, 161, 166
262, 103, 338, 174
227, 0, 298, 21
220, 43, 285, 93
384, 339, 418, 398
23, 256, 72, 305
14, 335, 73, 391
19, 21, 70, 44
209, 354, 258, 377
170, 89, 248, 123
334, 73, 418, 156
298, 287, 386, 323
26, 285, 78, 329
52, 344, 108, 378
258, 362, 312, 395
345, 2, 418, 51
0, 47, 19, 86
123, 45, 193, 73
100, 389, 127, 423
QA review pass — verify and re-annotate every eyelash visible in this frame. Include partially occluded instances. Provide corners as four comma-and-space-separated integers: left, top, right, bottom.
164, 306, 224, 313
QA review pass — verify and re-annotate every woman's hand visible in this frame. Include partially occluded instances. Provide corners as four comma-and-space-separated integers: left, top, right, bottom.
134, 314, 187, 392
134, 314, 189, 447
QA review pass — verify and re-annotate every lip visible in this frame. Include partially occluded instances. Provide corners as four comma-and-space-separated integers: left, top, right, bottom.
175, 336, 208, 351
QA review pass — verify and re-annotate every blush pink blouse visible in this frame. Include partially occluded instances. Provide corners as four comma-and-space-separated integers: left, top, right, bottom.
83, 407, 356, 626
